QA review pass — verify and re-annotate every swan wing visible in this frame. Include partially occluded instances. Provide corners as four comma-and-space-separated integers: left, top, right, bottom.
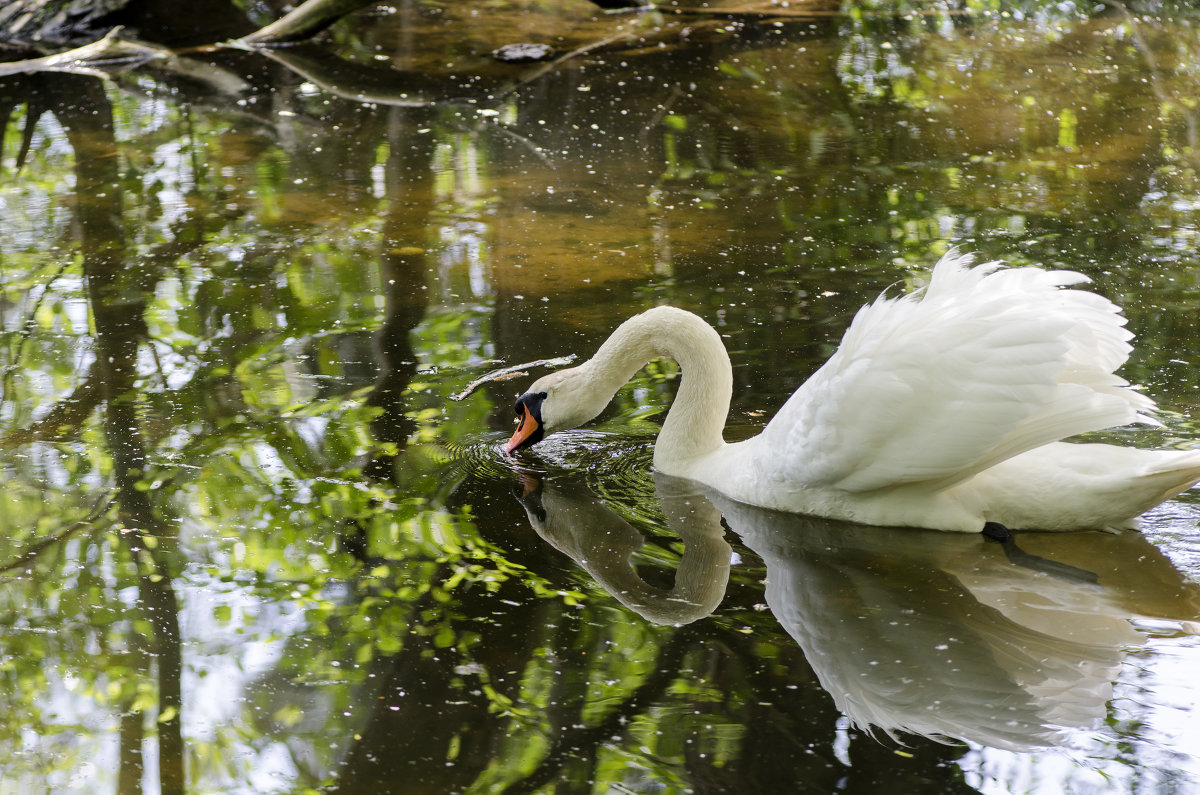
759, 251, 1157, 492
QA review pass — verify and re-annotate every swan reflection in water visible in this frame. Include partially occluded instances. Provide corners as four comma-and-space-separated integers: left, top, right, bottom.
514, 472, 732, 626
515, 473, 1200, 752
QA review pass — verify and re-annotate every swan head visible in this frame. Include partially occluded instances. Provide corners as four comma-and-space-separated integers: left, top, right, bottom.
503, 365, 608, 453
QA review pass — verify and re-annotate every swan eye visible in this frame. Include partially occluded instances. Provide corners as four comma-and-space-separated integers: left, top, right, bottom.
513, 391, 548, 416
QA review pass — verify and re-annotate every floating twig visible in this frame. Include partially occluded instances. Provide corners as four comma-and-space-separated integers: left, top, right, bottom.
450, 355, 576, 402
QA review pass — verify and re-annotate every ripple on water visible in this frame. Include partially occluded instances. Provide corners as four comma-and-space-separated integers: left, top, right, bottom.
443, 429, 655, 488
1141, 500, 1200, 584
443, 430, 660, 524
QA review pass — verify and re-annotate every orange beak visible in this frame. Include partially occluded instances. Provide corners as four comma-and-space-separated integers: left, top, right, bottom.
503, 407, 540, 454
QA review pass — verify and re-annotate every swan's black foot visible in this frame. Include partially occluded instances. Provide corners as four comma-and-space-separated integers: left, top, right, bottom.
981, 521, 1013, 543
981, 522, 1101, 584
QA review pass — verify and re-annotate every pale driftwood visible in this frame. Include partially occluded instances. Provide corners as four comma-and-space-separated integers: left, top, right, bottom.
450, 355, 577, 402
0, 26, 169, 77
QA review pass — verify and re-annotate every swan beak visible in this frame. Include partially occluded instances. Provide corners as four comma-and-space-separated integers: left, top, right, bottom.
504, 391, 548, 453
504, 407, 541, 454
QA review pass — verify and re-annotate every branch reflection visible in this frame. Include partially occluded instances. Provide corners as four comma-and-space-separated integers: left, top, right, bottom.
522, 474, 1200, 751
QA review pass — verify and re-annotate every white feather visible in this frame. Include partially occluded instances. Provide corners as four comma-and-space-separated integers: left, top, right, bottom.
758, 250, 1156, 492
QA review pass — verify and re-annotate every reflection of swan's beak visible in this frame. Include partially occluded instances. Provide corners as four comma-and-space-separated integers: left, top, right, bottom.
512, 475, 546, 524
518, 473, 541, 498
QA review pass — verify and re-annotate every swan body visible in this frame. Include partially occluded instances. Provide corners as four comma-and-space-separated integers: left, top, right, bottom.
504, 252, 1200, 532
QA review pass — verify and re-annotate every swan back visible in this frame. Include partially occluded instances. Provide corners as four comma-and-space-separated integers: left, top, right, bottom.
756, 251, 1157, 493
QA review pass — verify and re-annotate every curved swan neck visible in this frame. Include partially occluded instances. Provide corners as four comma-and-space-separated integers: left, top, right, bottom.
585, 306, 732, 471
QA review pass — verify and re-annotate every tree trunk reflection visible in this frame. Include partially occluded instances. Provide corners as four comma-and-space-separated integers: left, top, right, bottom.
58, 74, 186, 795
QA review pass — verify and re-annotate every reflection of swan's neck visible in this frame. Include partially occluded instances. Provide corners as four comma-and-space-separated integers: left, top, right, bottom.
584, 307, 732, 472
519, 475, 732, 625
589, 518, 730, 626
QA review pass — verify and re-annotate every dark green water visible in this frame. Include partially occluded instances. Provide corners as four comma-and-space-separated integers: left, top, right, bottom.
2, 1, 1200, 792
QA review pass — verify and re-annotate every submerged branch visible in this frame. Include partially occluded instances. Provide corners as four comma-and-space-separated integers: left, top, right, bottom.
660, 0, 840, 19
251, 44, 479, 107
494, 28, 644, 101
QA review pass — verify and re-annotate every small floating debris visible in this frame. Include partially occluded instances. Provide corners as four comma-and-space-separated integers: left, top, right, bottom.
492, 43, 557, 63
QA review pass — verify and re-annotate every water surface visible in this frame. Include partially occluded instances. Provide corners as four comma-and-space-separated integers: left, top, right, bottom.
2, 1, 1200, 792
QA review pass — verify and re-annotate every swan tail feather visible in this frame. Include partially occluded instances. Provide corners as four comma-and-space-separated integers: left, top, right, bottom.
763, 251, 1157, 492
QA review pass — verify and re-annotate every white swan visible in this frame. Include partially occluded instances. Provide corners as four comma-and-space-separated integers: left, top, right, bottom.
503, 251, 1200, 533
